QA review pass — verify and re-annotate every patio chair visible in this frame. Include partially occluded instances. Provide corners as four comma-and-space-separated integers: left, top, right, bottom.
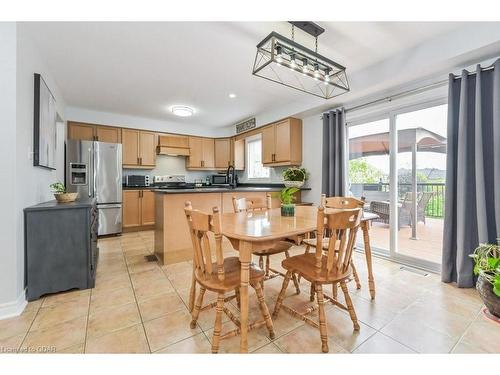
417, 192, 434, 224
369, 192, 419, 230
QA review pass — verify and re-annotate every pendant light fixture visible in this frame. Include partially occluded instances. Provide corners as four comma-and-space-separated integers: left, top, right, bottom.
252, 22, 349, 99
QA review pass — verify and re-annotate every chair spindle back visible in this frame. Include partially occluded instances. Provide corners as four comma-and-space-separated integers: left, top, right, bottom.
184, 201, 225, 280
232, 194, 272, 213
315, 206, 362, 274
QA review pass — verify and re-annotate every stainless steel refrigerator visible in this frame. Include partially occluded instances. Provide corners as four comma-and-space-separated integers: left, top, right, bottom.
66, 140, 122, 235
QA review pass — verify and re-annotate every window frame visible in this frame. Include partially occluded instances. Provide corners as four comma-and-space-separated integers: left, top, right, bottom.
245, 133, 271, 181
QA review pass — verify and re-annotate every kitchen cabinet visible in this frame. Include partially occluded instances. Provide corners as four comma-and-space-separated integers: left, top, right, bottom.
215, 138, 231, 169
232, 138, 245, 170
157, 135, 190, 156
261, 117, 302, 166
187, 137, 215, 169
68, 122, 121, 143
122, 129, 156, 169
123, 189, 155, 230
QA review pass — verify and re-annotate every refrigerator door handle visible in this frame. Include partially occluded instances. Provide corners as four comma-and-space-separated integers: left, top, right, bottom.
93, 148, 97, 200
88, 148, 92, 197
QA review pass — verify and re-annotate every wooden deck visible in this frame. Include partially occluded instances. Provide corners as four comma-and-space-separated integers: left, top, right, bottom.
359, 217, 444, 264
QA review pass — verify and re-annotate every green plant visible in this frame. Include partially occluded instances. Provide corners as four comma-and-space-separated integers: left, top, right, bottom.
49, 182, 66, 194
282, 167, 308, 182
469, 240, 500, 297
277, 187, 299, 205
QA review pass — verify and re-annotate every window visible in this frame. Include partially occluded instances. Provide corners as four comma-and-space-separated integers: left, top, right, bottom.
246, 135, 270, 179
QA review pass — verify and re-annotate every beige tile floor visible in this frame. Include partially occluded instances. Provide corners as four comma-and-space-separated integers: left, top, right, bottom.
1, 230, 498, 354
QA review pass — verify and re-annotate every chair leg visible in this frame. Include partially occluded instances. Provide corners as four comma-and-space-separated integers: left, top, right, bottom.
190, 287, 206, 329
332, 283, 338, 300
340, 281, 360, 331
253, 282, 275, 339
285, 250, 301, 295
272, 271, 292, 318
351, 261, 361, 290
259, 256, 264, 270
298, 244, 310, 284
265, 256, 270, 277
310, 282, 315, 302
188, 268, 196, 312
315, 283, 329, 353
211, 293, 225, 354
235, 288, 241, 309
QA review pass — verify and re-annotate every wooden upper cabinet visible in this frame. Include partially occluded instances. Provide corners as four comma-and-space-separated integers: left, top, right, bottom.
122, 129, 140, 167
187, 137, 203, 168
68, 122, 95, 141
261, 118, 302, 166
123, 190, 141, 228
139, 131, 156, 167
122, 129, 156, 169
68, 122, 122, 143
215, 138, 231, 169
96, 126, 121, 143
202, 138, 215, 168
232, 138, 245, 170
187, 137, 215, 169
141, 190, 155, 226
261, 125, 275, 164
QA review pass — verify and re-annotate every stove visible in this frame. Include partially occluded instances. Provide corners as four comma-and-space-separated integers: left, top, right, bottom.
153, 175, 195, 189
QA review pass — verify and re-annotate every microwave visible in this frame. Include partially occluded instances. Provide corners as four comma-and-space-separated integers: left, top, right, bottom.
125, 175, 150, 187
211, 174, 228, 185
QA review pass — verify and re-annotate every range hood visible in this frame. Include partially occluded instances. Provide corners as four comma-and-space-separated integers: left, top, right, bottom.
157, 135, 190, 156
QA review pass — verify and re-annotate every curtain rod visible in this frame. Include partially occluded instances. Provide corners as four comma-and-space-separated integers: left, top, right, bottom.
322, 63, 497, 118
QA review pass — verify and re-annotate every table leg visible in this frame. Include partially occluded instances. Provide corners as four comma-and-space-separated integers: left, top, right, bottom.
239, 240, 251, 353
361, 222, 376, 300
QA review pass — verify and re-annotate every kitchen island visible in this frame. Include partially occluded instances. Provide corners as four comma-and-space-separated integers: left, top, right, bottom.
153, 186, 302, 265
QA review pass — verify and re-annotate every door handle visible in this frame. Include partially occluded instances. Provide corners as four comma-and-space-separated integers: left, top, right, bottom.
137, 157, 140, 165
88, 149, 92, 197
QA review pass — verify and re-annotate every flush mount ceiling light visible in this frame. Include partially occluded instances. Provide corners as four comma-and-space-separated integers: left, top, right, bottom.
171, 105, 194, 117
228, 93, 237, 98
252, 22, 349, 100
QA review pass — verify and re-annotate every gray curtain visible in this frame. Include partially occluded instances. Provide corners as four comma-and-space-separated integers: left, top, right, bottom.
442, 59, 500, 287
322, 108, 346, 196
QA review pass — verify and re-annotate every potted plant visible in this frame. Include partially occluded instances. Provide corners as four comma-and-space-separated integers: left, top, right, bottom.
469, 240, 500, 318
278, 187, 299, 216
283, 167, 308, 188
50, 182, 78, 203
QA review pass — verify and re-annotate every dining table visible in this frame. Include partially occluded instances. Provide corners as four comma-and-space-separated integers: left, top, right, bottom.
220, 205, 379, 353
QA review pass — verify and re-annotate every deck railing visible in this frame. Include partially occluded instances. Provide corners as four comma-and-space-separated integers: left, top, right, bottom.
350, 182, 445, 218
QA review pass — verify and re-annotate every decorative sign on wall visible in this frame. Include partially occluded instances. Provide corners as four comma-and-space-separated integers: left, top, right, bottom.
235, 117, 256, 134
33, 73, 57, 170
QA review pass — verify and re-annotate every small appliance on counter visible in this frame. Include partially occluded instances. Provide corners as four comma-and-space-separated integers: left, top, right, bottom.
211, 174, 229, 185
125, 175, 150, 187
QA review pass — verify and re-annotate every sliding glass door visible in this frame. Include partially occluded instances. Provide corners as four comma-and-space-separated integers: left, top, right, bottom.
347, 101, 447, 271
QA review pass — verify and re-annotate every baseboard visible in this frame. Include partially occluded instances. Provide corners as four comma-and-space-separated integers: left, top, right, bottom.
0, 290, 27, 320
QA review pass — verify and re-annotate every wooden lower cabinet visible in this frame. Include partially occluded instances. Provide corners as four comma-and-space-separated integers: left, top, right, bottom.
123, 189, 155, 231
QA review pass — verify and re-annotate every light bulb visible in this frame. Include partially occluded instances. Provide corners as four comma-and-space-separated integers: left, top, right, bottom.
289, 54, 297, 70
302, 58, 308, 73
275, 45, 283, 65
313, 64, 320, 80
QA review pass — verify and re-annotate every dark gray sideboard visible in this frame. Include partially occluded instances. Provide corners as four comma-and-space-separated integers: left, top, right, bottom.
24, 198, 98, 301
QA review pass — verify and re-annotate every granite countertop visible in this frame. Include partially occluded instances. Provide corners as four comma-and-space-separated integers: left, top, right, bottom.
151, 185, 310, 194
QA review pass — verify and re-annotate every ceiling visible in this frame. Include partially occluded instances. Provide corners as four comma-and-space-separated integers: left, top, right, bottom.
20, 22, 500, 129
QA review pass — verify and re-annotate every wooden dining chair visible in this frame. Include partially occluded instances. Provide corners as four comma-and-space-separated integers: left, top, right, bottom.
301, 195, 364, 301
273, 206, 363, 353
184, 202, 275, 353
232, 194, 301, 295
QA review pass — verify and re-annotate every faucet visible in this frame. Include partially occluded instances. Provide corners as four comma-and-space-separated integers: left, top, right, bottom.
226, 165, 237, 188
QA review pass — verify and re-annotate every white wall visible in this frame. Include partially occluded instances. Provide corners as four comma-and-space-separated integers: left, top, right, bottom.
300, 114, 323, 205
0, 24, 67, 319
0, 23, 22, 317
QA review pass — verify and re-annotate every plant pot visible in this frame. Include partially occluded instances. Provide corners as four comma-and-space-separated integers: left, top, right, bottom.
54, 192, 78, 203
281, 204, 295, 217
477, 274, 500, 318
283, 180, 304, 188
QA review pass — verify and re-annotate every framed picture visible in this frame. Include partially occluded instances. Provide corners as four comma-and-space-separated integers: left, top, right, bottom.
33, 73, 57, 170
